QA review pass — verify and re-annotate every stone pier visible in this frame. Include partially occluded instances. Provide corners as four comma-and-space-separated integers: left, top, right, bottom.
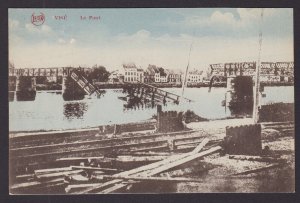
62, 76, 86, 101
15, 76, 36, 101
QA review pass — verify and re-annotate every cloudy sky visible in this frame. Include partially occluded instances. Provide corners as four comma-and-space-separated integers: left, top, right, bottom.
9, 8, 293, 71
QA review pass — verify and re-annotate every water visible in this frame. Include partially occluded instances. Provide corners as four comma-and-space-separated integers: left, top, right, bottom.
9, 86, 294, 132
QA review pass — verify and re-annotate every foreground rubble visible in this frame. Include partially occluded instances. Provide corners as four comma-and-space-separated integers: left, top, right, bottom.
9, 119, 295, 193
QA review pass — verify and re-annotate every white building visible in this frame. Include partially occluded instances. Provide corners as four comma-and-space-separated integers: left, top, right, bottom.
122, 63, 144, 83
166, 69, 182, 84
187, 69, 203, 84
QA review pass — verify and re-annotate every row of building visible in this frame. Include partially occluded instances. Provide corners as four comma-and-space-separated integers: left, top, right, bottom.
109, 61, 294, 84
9, 61, 294, 84
109, 64, 206, 84
210, 62, 294, 83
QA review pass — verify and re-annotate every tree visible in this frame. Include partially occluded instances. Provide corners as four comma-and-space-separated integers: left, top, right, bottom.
87, 65, 109, 82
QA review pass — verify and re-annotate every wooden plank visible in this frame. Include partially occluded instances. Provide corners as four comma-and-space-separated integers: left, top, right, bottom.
35, 169, 83, 179
102, 175, 204, 183
99, 183, 127, 194
10, 177, 64, 190
72, 179, 123, 194
231, 163, 282, 176
70, 140, 210, 194
144, 146, 221, 176
56, 157, 104, 161
118, 138, 210, 177
70, 166, 118, 172
190, 138, 209, 154
228, 155, 282, 162
95, 140, 212, 194
130, 144, 169, 152
34, 167, 72, 174
65, 183, 105, 193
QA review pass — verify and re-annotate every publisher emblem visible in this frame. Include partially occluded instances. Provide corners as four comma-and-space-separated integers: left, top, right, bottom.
31, 12, 45, 26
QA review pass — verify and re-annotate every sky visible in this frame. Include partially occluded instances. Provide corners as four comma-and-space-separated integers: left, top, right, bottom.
9, 8, 294, 71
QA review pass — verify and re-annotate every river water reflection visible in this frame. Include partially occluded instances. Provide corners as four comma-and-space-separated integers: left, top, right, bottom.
9, 86, 294, 132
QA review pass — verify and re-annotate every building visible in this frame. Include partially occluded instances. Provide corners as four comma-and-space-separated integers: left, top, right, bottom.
9, 61, 15, 76
210, 63, 225, 76
166, 69, 182, 84
108, 70, 124, 83
146, 64, 167, 83
145, 65, 157, 83
241, 62, 256, 76
209, 61, 294, 83
187, 69, 203, 84
137, 68, 144, 83
158, 67, 168, 83
122, 63, 144, 83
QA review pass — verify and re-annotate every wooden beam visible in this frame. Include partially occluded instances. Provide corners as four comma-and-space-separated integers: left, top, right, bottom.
70, 166, 118, 172
102, 175, 204, 183
95, 140, 214, 194
65, 183, 106, 193
35, 169, 83, 179
72, 179, 123, 194
143, 146, 221, 176
10, 177, 64, 190
231, 163, 282, 176
34, 167, 72, 175
99, 183, 127, 194
70, 140, 212, 194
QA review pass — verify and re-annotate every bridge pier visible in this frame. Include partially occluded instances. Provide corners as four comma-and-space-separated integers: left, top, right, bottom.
9, 76, 16, 101
226, 76, 254, 116
62, 75, 86, 101
225, 76, 235, 107
15, 76, 37, 101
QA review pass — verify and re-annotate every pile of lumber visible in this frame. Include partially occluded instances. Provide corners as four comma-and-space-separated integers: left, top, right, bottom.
10, 138, 222, 194
261, 121, 294, 136
66, 138, 222, 194
10, 129, 219, 174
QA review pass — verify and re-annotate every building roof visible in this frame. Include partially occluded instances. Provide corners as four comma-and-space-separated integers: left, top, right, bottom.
147, 64, 160, 74
123, 63, 137, 69
188, 69, 203, 75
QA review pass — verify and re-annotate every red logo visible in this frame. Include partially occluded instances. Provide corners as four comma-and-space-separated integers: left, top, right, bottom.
31, 12, 45, 26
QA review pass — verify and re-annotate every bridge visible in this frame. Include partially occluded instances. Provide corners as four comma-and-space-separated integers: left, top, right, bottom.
8, 67, 93, 77
9, 67, 101, 101
121, 81, 193, 107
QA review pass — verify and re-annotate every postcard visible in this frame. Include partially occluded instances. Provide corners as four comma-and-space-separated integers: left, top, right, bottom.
8, 8, 294, 194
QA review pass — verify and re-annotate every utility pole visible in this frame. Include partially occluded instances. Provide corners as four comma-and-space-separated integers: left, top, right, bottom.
181, 42, 193, 98
253, 8, 264, 123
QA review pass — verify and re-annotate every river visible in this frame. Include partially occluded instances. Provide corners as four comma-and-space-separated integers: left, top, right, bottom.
9, 86, 294, 132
